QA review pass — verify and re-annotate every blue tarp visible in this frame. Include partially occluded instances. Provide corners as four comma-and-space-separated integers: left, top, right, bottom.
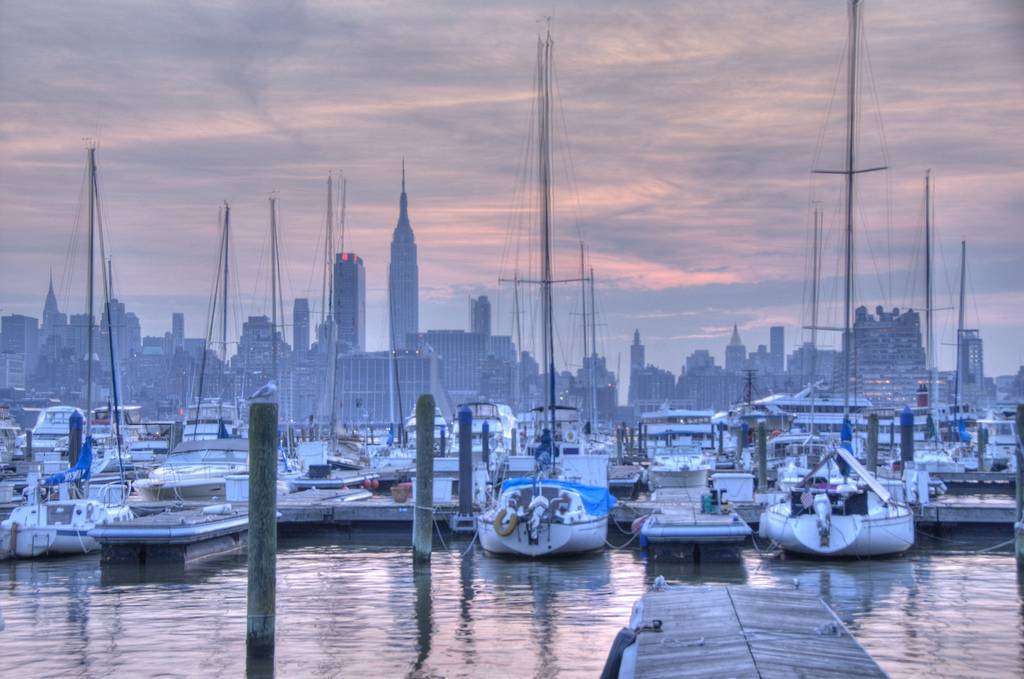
500, 477, 617, 517
44, 436, 93, 486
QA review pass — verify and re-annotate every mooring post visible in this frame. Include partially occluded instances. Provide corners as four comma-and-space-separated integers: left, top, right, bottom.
414, 395, 435, 563
977, 426, 988, 473
738, 420, 748, 471
68, 409, 83, 470
1015, 405, 1024, 566
900, 406, 915, 467
616, 427, 623, 465
25, 430, 32, 461
247, 402, 277, 659
458, 404, 473, 516
866, 413, 879, 475
481, 420, 490, 473
757, 421, 767, 493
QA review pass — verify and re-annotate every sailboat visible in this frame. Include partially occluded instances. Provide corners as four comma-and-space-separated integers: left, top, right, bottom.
759, 0, 914, 557
0, 146, 133, 558
477, 31, 616, 557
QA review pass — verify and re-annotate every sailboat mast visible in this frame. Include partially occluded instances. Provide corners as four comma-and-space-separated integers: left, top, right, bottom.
579, 242, 587, 421
924, 171, 936, 418
222, 203, 229, 362
539, 32, 555, 436
85, 146, 96, 439
589, 266, 597, 426
954, 240, 966, 427
841, 0, 862, 422
270, 197, 278, 391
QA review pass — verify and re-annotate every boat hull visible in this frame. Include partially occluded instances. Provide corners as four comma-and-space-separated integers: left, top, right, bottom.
478, 514, 607, 557
1, 500, 134, 558
759, 501, 914, 557
646, 467, 709, 490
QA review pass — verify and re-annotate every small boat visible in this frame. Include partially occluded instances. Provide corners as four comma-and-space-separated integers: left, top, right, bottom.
477, 478, 615, 557
133, 439, 250, 501
0, 436, 134, 557
643, 445, 712, 490
758, 442, 914, 557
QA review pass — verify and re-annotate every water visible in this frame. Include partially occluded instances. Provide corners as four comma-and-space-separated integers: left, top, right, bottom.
1, 533, 1021, 678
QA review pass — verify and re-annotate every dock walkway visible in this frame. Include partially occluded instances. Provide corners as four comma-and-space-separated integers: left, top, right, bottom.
612, 584, 887, 678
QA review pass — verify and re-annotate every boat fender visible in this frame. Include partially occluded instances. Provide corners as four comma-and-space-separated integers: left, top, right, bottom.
599, 626, 638, 679
565, 429, 577, 443
631, 516, 647, 535
202, 503, 233, 515
494, 508, 518, 536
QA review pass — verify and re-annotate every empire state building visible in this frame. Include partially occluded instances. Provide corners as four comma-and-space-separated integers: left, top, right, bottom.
388, 163, 418, 350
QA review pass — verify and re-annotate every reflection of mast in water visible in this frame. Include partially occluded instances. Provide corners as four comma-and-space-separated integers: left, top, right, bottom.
413, 565, 432, 673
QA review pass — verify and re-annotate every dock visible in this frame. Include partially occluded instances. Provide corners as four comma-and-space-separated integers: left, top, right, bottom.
606, 584, 887, 678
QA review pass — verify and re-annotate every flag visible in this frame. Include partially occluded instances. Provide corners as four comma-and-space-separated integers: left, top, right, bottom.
801, 488, 813, 510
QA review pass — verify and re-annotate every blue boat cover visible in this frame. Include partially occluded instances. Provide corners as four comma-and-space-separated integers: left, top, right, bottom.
44, 436, 93, 485
500, 477, 617, 517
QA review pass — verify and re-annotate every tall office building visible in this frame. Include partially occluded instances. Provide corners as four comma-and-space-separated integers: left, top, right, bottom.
471, 295, 491, 336
1, 314, 39, 371
958, 329, 984, 404
334, 253, 366, 353
388, 165, 418, 350
848, 305, 926, 408
725, 324, 747, 374
293, 298, 310, 355
769, 326, 784, 374
172, 312, 185, 351
41, 275, 66, 344
628, 329, 645, 405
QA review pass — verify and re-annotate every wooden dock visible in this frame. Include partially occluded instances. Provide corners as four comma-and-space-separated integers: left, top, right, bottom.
610, 585, 887, 678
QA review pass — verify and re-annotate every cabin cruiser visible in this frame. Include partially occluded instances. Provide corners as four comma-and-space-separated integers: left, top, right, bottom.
134, 438, 252, 501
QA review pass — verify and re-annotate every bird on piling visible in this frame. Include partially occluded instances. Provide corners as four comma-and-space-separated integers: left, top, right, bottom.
249, 380, 277, 402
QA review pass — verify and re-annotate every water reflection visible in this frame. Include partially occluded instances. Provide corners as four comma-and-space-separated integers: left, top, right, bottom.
0, 544, 1021, 678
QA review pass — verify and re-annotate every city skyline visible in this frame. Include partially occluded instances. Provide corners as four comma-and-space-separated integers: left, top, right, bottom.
2, 1, 1022, 397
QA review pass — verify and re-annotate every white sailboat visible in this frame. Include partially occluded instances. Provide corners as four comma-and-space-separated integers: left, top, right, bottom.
0, 147, 133, 558
478, 31, 615, 557
760, 0, 913, 557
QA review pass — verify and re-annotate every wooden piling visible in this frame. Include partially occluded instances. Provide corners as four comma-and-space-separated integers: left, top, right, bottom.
977, 425, 988, 472
414, 395, 435, 563
457, 404, 472, 516
1015, 405, 1023, 566
247, 402, 277, 659
900, 406, 915, 465
866, 413, 879, 474
757, 422, 767, 492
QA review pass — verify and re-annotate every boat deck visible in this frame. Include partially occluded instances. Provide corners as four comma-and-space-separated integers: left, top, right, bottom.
626, 487, 753, 562
617, 584, 887, 678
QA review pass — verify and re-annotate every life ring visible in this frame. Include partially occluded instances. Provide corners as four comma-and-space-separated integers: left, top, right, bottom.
565, 429, 577, 443
494, 509, 519, 536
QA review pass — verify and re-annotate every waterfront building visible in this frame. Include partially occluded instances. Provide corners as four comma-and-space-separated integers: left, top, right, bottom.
415, 330, 489, 403
334, 349, 450, 427
388, 167, 418, 350
333, 253, 366, 354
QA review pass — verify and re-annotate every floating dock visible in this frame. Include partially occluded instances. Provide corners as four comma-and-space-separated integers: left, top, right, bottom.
605, 584, 888, 678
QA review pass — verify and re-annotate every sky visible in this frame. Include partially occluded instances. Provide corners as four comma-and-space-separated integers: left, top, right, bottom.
1, 0, 1022, 405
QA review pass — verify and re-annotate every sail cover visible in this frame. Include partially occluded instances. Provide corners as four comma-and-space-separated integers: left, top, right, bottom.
43, 436, 93, 485
500, 477, 617, 517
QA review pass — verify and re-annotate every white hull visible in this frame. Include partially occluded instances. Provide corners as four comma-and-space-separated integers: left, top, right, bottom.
646, 467, 709, 490
478, 514, 607, 557
134, 475, 233, 502
759, 496, 914, 557
1, 499, 134, 558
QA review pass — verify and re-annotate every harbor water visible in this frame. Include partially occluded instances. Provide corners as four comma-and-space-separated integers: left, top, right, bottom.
0, 532, 1021, 678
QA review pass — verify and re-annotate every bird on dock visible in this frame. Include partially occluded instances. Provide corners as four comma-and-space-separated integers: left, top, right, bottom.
249, 380, 277, 402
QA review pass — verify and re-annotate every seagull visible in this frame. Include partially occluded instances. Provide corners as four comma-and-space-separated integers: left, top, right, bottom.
249, 380, 277, 401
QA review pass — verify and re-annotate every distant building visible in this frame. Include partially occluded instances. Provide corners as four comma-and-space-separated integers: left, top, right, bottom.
725, 324, 746, 374
172, 312, 185, 350
628, 330, 645, 405
334, 253, 366, 353
846, 305, 926, 409
388, 166, 418, 350
957, 329, 984, 405
1, 314, 39, 373
471, 295, 491, 337
770, 326, 785, 374
293, 298, 310, 355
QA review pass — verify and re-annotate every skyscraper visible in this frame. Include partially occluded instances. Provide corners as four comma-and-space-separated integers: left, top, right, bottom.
334, 253, 365, 353
769, 326, 784, 374
471, 295, 491, 336
388, 164, 418, 350
293, 298, 309, 355
725, 324, 746, 374
172, 312, 184, 351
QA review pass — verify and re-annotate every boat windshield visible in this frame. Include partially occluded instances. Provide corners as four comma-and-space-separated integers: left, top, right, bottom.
164, 446, 248, 465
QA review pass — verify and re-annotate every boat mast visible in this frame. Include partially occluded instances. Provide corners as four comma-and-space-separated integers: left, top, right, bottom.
953, 240, 966, 437
269, 196, 278, 396
841, 0, 860, 423
85, 145, 96, 439
222, 202, 229, 362
924, 171, 937, 432
579, 242, 587, 423
539, 32, 555, 439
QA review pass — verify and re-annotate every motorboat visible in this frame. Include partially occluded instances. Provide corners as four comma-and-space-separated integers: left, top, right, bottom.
643, 445, 712, 490
477, 478, 615, 557
133, 439, 250, 501
758, 443, 914, 557
0, 404, 23, 464
181, 399, 240, 441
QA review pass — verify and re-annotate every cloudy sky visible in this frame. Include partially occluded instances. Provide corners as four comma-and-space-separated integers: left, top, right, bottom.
2, 0, 1022, 402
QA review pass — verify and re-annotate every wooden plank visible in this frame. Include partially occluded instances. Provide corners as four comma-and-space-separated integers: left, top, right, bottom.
628, 586, 888, 679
